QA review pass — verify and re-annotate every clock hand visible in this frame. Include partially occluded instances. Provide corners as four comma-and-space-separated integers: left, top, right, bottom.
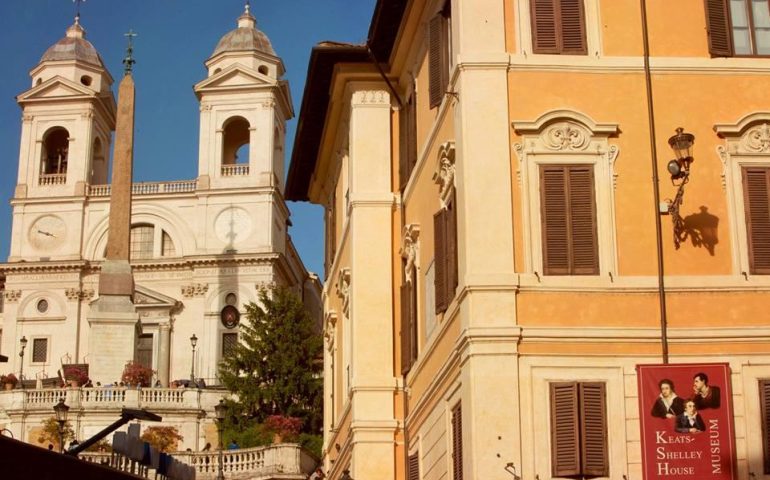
37, 229, 56, 237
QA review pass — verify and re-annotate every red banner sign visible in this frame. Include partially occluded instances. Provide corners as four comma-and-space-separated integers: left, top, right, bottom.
637, 363, 735, 480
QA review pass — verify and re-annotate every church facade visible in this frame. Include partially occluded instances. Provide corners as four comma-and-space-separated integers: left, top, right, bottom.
0, 6, 320, 450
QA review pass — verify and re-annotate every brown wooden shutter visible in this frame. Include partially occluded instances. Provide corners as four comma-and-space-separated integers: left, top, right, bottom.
400, 282, 413, 375
408, 451, 420, 480
743, 168, 770, 274
429, 14, 444, 108
434, 208, 448, 313
550, 382, 581, 477
541, 165, 598, 275
759, 380, 770, 473
446, 196, 459, 302
559, 0, 587, 54
568, 166, 599, 274
451, 403, 463, 480
541, 166, 571, 274
579, 382, 609, 477
531, 0, 559, 53
705, 0, 734, 56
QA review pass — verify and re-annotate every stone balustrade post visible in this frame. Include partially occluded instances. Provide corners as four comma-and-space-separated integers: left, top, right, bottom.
125, 388, 140, 409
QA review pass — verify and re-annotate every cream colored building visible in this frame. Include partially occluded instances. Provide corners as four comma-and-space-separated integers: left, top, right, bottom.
0, 6, 320, 452
287, 0, 770, 479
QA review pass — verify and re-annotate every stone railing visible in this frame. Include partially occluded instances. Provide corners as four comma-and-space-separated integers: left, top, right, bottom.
39, 173, 67, 186
0, 387, 223, 412
87, 180, 197, 197
221, 164, 250, 176
81, 445, 316, 479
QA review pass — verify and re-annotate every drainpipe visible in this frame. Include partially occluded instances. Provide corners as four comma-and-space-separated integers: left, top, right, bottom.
640, 0, 669, 363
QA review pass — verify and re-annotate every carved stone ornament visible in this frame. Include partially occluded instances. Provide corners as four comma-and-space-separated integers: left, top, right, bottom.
336, 268, 351, 315
740, 123, 770, 153
65, 288, 95, 301
351, 89, 390, 106
433, 141, 456, 208
3, 290, 21, 303
400, 224, 421, 284
255, 281, 276, 292
181, 283, 209, 298
543, 122, 590, 151
324, 311, 338, 350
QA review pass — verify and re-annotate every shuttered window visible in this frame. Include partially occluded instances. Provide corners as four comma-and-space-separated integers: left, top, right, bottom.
400, 273, 418, 375
408, 451, 420, 480
744, 167, 770, 274
540, 165, 598, 275
760, 379, 770, 473
550, 382, 608, 477
434, 195, 458, 313
32, 338, 48, 363
429, 3, 451, 108
706, 0, 770, 56
399, 89, 418, 190
222, 333, 238, 359
451, 403, 463, 480
530, 0, 587, 55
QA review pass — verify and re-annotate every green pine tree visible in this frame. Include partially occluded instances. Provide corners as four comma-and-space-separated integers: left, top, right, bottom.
219, 285, 323, 433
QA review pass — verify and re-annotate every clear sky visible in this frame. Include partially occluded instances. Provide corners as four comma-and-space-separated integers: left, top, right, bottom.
0, 0, 377, 278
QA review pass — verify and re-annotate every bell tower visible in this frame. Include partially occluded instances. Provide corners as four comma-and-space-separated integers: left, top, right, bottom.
15, 15, 116, 200
194, 3, 293, 193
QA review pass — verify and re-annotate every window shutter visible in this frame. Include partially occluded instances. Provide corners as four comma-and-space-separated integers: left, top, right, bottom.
541, 167, 571, 274
568, 166, 599, 274
760, 380, 770, 474
705, 0, 733, 56
400, 282, 413, 375
451, 403, 463, 480
559, 0, 587, 54
434, 209, 448, 313
407, 92, 417, 176
429, 14, 444, 108
743, 168, 770, 274
446, 196, 459, 303
399, 101, 410, 190
408, 451, 420, 480
531, 0, 559, 53
550, 382, 581, 477
579, 382, 609, 477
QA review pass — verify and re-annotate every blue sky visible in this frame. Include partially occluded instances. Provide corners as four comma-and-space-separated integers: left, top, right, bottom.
0, 0, 377, 278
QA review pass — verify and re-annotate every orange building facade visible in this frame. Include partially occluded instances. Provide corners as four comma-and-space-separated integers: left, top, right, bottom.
286, 0, 770, 478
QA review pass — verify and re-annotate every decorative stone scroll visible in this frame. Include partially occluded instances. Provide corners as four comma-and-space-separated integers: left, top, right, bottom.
3, 290, 21, 303
324, 311, 338, 351
336, 268, 351, 316
715, 114, 770, 191
350, 89, 390, 106
433, 141, 456, 209
65, 288, 95, 301
400, 224, 421, 284
181, 283, 209, 298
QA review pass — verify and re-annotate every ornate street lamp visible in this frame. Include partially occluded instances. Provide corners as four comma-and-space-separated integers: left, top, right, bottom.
18, 336, 27, 390
662, 127, 696, 249
190, 334, 198, 385
214, 399, 227, 480
53, 398, 69, 453
341, 469, 353, 480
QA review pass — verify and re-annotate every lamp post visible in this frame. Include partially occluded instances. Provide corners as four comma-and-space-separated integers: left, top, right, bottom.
189, 334, 198, 385
53, 398, 69, 453
18, 336, 27, 390
663, 127, 696, 249
214, 399, 226, 480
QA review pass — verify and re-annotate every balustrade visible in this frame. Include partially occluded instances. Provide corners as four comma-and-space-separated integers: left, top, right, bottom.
140, 388, 184, 405
38, 173, 67, 186
221, 164, 250, 176
87, 180, 196, 197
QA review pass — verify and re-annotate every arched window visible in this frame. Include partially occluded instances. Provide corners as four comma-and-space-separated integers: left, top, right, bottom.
221, 116, 250, 176
40, 127, 69, 183
130, 224, 154, 260
90, 137, 107, 185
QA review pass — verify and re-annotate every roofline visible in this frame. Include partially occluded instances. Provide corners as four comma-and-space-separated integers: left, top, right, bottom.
285, 0, 408, 201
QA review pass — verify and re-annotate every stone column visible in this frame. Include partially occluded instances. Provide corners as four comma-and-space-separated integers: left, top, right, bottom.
157, 322, 171, 387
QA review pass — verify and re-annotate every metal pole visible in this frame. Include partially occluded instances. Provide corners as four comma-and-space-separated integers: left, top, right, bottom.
639, 0, 669, 363
58, 420, 64, 453
190, 345, 196, 384
18, 350, 24, 390
217, 422, 225, 480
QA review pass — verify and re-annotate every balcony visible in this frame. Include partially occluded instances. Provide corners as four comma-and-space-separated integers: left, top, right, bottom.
221, 164, 250, 176
39, 173, 67, 186
87, 180, 197, 197
81, 444, 317, 479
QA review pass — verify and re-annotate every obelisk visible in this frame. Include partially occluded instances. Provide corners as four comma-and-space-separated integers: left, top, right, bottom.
87, 32, 140, 385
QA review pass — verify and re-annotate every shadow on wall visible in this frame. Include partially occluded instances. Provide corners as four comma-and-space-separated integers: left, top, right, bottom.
680, 206, 719, 256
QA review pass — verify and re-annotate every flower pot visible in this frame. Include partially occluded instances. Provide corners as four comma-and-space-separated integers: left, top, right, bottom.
3, 383, 13, 391
272, 433, 283, 444
68, 380, 79, 388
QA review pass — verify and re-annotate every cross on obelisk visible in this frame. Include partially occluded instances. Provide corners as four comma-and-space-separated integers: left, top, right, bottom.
73, 0, 85, 21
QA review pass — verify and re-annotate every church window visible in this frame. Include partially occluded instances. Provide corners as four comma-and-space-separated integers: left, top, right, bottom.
225, 293, 237, 305
80, 75, 93, 86
32, 338, 48, 363
222, 116, 250, 176
222, 332, 238, 358
258, 65, 269, 75
40, 127, 69, 182
137, 334, 153, 370
130, 225, 154, 260
161, 231, 176, 257
36, 299, 49, 314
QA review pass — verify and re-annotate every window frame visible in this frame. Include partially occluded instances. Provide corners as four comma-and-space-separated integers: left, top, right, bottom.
529, 0, 588, 55
518, 0, 602, 57
708, 0, 770, 57
30, 336, 50, 365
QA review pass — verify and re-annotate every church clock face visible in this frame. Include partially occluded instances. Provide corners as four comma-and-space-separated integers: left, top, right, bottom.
214, 207, 252, 245
28, 215, 66, 251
